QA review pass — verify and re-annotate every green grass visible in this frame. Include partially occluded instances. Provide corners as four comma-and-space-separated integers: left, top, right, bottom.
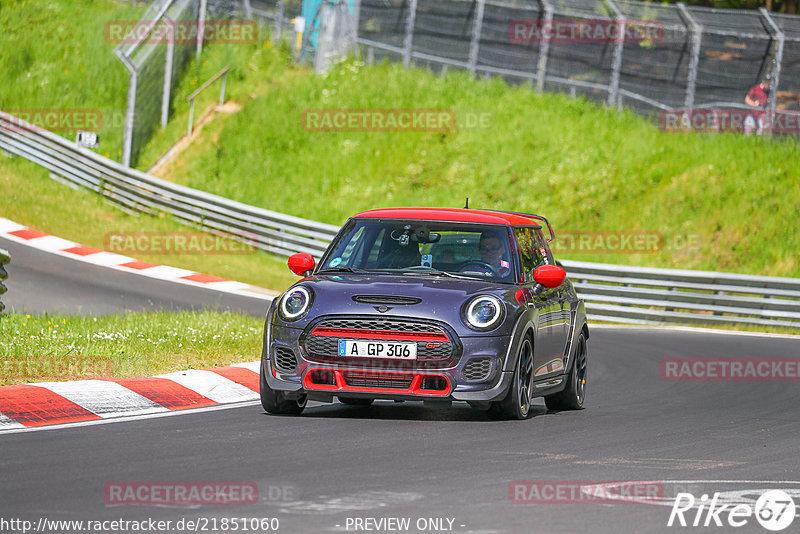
0, 0, 146, 160
0, 311, 263, 386
156, 52, 800, 278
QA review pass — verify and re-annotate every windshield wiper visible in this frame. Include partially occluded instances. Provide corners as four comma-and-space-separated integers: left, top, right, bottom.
398, 268, 478, 280
317, 266, 368, 274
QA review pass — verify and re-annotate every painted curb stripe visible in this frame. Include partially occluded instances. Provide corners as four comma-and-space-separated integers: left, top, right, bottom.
33, 381, 167, 419
8, 228, 48, 240
63, 245, 103, 256
155, 370, 258, 404
181, 273, 228, 284
210, 366, 260, 392
120, 260, 160, 270
232, 362, 261, 373
0, 413, 26, 430
0, 385, 101, 427
110, 377, 217, 410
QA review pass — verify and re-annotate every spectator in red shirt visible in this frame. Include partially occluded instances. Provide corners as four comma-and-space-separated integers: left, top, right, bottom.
744, 79, 770, 135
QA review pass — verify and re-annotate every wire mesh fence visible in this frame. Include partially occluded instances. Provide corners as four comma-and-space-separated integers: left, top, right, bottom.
115, 0, 199, 167
112, 0, 800, 168
354, 0, 800, 134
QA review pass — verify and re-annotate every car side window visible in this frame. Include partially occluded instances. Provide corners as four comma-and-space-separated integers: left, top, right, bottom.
534, 228, 554, 264
513, 227, 545, 283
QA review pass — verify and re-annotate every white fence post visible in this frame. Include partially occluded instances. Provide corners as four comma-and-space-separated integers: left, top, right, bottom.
677, 4, 701, 111
536, 0, 553, 92
467, 0, 486, 74
403, 0, 418, 68
605, 0, 625, 108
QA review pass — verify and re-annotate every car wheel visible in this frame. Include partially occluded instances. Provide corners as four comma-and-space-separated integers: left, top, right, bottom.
545, 330, 587, 411
339, 397, 374, 406
260, 360, 307, 415
489, 337, 534, 420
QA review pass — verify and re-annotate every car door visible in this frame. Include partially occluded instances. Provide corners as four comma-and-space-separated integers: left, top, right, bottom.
513, 227, 564, 378
536, 228, 571, 362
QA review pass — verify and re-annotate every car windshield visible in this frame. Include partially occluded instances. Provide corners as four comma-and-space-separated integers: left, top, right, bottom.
319, 219, 516, 283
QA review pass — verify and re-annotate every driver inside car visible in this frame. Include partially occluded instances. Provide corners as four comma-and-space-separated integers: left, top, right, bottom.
479, 231, 512, 277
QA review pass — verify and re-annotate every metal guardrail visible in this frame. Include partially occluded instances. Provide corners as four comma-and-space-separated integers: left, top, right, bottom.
0, 248, 9, 314
1, 110, 799, 329
0, 111, 340, 259
562, 260, 800, 329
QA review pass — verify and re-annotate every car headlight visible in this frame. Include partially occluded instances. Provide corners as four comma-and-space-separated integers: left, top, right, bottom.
463, 295, 504, 331
279, 286, 312, 321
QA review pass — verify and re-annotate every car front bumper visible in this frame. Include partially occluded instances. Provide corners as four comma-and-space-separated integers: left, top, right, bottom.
264, 322, 516, 403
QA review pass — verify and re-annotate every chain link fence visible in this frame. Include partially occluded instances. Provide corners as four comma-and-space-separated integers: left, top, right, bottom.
115, 0, 199, 167
113, 0, 800, 168
355, 0, 800, 130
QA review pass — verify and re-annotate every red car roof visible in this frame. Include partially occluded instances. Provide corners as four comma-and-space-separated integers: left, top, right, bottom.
353, 207, 541, 226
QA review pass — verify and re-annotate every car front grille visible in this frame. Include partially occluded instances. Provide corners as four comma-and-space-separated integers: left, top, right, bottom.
462, 357, 492, 382
301, 317, 461, 369
274, 347, 298, 372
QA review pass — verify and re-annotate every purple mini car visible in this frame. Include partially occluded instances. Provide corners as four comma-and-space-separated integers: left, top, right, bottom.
260, 207, 589, 419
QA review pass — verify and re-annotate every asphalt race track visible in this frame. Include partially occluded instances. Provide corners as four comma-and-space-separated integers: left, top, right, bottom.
0, 236, 267, 316
2, 239, 800, 533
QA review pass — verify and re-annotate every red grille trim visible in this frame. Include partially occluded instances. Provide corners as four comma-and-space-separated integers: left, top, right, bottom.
303, 368, 451, 396
309, 327, 449, 342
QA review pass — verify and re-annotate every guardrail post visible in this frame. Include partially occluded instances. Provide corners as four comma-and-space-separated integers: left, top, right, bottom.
677, 3, 701, 111
403, 0, 419, 68
605, 0, 625, 108
536, 0, 553, 92
0, 248, 9, 315
760, 7, 784, 137
467, 0, 486, 74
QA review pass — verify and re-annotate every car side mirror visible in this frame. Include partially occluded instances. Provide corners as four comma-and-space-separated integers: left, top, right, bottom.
532, 264, 566, 289
288, 253, 315, 276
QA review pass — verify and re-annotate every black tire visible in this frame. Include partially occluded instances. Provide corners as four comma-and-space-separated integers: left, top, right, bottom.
339, 397, 374, 406
545, 330, 587, 411
488, 337, 534, 420
260, 361, 307, 415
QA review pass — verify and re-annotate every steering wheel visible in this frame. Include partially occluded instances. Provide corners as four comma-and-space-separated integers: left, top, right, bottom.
458, 260, 498, 276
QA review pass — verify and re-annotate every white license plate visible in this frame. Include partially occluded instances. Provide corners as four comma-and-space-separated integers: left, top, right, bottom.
338, 340, 417, 360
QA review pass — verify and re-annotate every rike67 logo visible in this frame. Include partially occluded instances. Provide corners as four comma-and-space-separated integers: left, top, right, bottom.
668, 490, 797, 531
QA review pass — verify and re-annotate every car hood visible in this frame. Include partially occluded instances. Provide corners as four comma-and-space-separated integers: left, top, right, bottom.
277, 273, 520, 336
